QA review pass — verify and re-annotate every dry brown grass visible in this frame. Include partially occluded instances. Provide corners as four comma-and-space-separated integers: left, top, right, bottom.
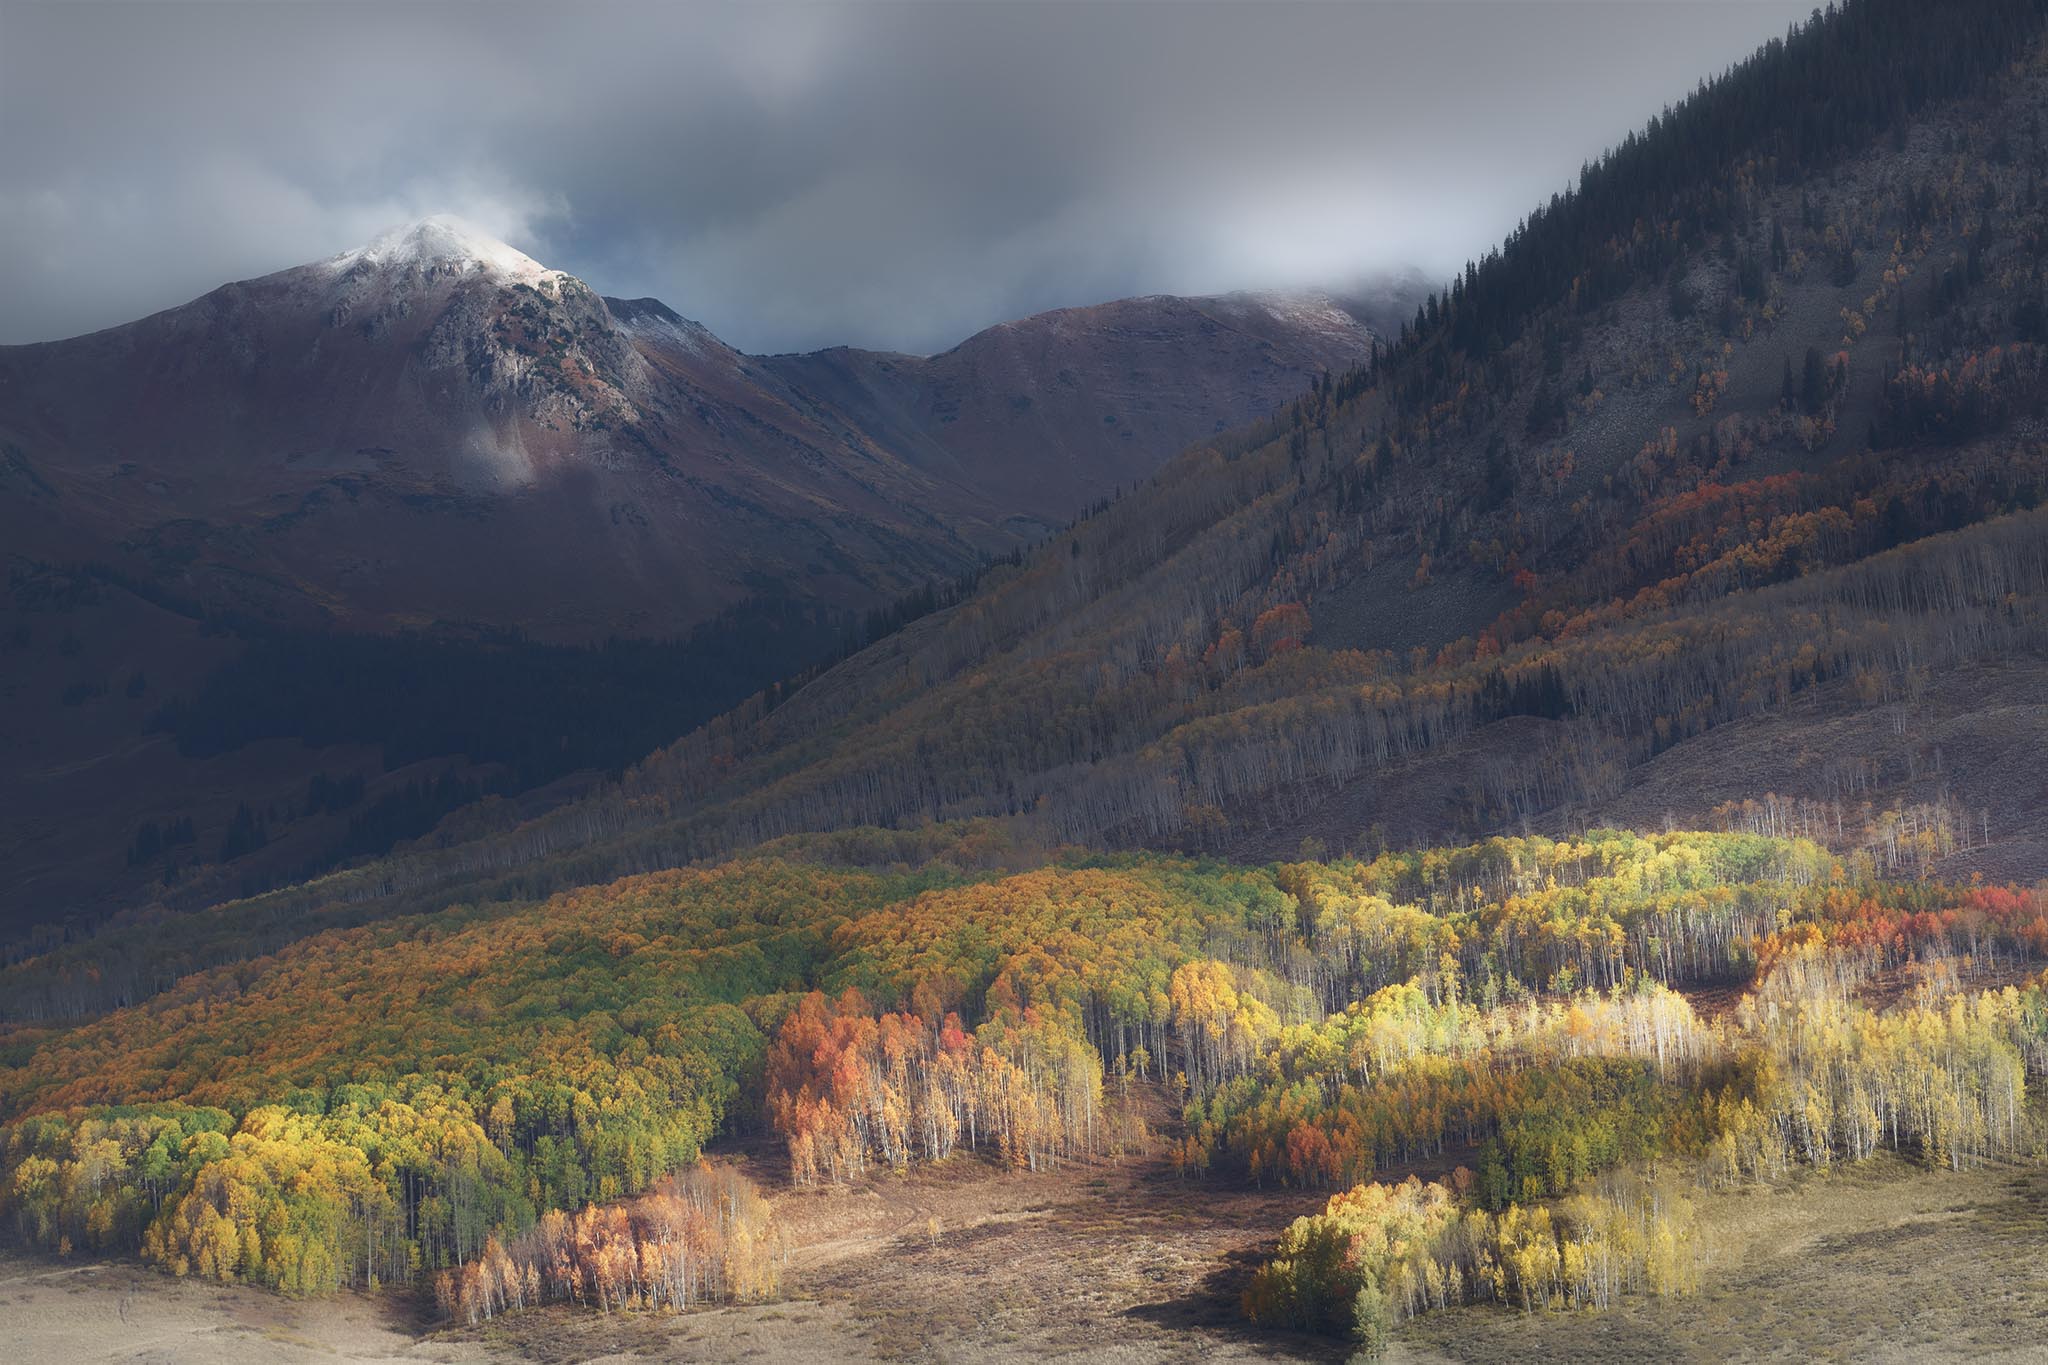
1397, 1157, 2048, 1364
0, 1251, 444, 1364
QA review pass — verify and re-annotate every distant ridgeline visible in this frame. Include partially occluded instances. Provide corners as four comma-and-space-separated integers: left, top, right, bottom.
2, 828, 2045, 1333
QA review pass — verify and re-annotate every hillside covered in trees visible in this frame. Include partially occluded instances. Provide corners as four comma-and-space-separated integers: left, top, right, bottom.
11, 0, 2048, 1358
4, 828, 2046, 1350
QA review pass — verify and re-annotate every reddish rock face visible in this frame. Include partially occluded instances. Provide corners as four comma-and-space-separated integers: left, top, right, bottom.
0, 218, 1389, 642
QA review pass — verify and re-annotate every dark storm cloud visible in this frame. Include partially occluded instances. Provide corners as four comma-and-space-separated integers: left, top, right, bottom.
1, 1, 1814, 353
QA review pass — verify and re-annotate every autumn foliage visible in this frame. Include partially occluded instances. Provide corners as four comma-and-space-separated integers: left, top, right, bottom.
766, 990, 1102, 1182
434, 1162, 778, 1323
1244, 1169, 1699, 1348
3, 829, 2045, 1332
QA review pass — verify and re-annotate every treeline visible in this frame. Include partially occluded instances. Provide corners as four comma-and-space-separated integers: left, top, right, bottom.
1714, 792, 1994, 877
1244, 1170, 1699, 1353
778, 833, 2048, 1199
4, 1102, 512, 1293
1235, 946, 2048, 1354
1182, 984, 1722, 1195
1721, 942, 2040, 1173
435, 1163, 778, 1323
765, 991, 1106, 1183
0, 858, 964, 1298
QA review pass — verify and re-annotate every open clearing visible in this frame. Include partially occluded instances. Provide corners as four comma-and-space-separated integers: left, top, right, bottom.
1398, 1157, 2048, 1364
6, 1145, 2047, 1363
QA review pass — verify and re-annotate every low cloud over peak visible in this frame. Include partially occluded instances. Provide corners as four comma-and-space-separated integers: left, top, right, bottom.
2, 1, 1812, 353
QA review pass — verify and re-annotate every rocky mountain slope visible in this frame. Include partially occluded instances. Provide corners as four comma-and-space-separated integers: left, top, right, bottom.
0, 218, 1384, 641
761, 289, 1397, 526
0, 220, 1392, 935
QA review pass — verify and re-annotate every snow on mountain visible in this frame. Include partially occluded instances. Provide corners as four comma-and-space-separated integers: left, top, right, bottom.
0, 217, 1408, 648
1191, 289, 1380, 353
322, 215, 561, 286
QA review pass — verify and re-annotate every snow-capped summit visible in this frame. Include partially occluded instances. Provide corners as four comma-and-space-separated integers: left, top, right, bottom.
324, 215, 559, 285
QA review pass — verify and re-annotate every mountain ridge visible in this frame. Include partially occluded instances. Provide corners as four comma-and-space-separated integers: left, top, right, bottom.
0, 217, 1391, 640
0, 221, 1402, 934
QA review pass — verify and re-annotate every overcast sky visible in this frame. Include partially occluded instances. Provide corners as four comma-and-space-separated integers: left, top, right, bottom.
1, 1, 1815, 354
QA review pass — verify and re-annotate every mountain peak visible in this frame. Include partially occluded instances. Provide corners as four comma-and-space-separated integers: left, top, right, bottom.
325, 215, 557, 284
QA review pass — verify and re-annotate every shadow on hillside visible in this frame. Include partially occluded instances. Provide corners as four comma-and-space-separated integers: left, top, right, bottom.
1124, 1240, 1346, 1362
368, 1280, 441, 1339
